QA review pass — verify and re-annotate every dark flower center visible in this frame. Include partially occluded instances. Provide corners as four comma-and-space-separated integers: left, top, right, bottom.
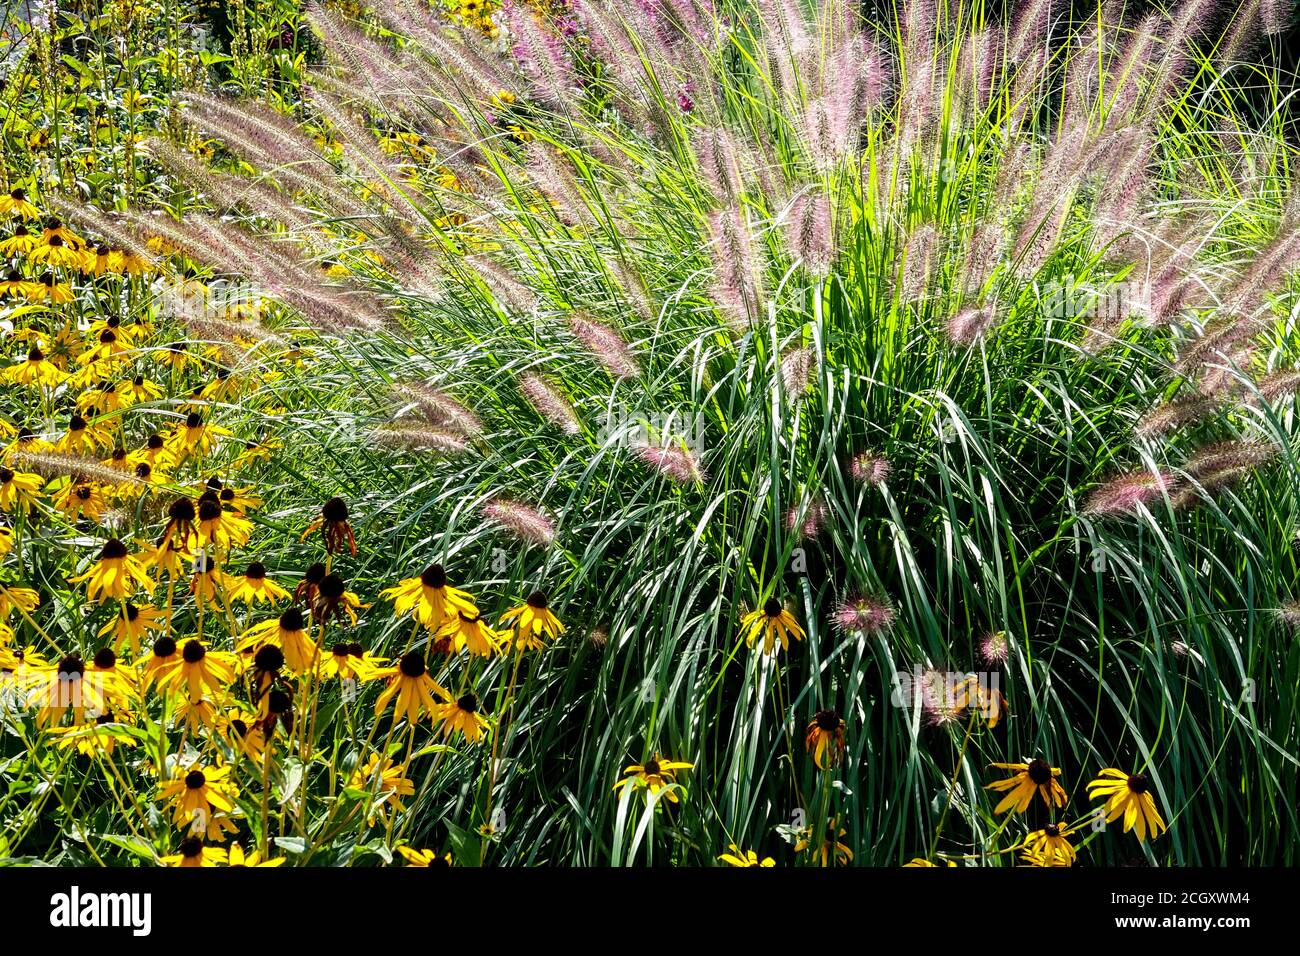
185, 412, 202, 428
1045, 824, 1061, 838
1027, 759, 1053, 786
253, 645, 284, 673
346, 642, 364, 657
153, 636, 177, 657
268, 689, 291, 713
181, 639, 206, 664
75, 486, 92, 500
399, 651, 426, 678
93, 648, 116, 669
147, 434, 164, 450
763, 598, 783, 617
1127, 774, 1149, 794
322, 496, 349, 522
319, 574, 346, 600
0, 468, 12, 483
814, 708, 840, 731
421, 564, 447, 588
279, 607, 305, 631
185, 770, 206, 790
526, 590, 548, 609
245, 562, 267, 580
304, 562, 326, 584
58, 654, 84, 676
230, 719, 248, 736
135, 463, 152, 479
179, 837, 203, 858
100, 538, 128, 560
168, 498, 196, 522
457, 694, 478, 713
643, 759, 661, 776
124, 602, 139, 622
198, 499, 222, 521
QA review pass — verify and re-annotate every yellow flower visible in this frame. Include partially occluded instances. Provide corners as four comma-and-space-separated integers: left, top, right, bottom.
499, 590, 565, 650
161, 837, 227, 867
436, 692, 491, 742
380, 563, 478, 630
0, 466, 42, 512
159, 763, 239, 841
795, 818, 854, 866
227, 562, 291, 604
239, 607, 320, 674
740, 598, 805, 655
195, 497, 253, 550
226, 844, 284, 867
0, 583, 40, 621
719, 844, 775, 867
805, 708, 846, 770
155, 639, 238, 700
985, 759, 1068, 815
52, 481, 107, 522
2, 346, 69, 387
0, 188, 40, 219
68, 538, 154, 602
373, 651, 450, 724
1021, 823, 1077, 867
350, 752, 415, 824
397, 846, 453, 867
903, 857, 957, 867
1086, 769, 1167, 842
612, 753, 693, 804
22, 653, 106, 728
435, 611, 502, 657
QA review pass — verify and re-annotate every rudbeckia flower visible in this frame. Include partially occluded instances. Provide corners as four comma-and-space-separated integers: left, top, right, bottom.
499, 590, 565, 650
986, 759, 1068, 815
227, 562, 290, 604
740, 598, 805, 655
436, 611, 501, 657
226, 844, 284, 867
116, 375, 164, 408
718, 845, 775, 867
239, 607, 320, 674
87, 647, 138, 710
374, 651, 450, 724
28, 234, 82, 267
190, 555, 233, 606
55, 415, 111, 454
436, 692, 491, 742
158, 497, 198, 549
319, 642, 384, 681
903, 857, 957, 867
2, 346, 69, 387
52, 481, 107, 522
0, 466, 42, 511
23, 654, 106, 728
175, 695, 221, 732
0, 226, 38, 256
160, 763, 239, 841
0, 583, 40, 620
805, 708, 846, 770
1020, 823, 1076, 867
138, 636, 180, 691
302, 495, 356, 555
1086, 769, 1167, 842
168, 412, 230, 459
397, 847, 453, 867
161, 837, 227, 868
28, 273, 73, 303
0, 188, 40, 219
49, 711, 136, 756
381, 563, 478, 630
0, 271, 34, 297
97, 602, 166, 657
69, 538, 154, 602
156, 639, 238, 700
795, 818, 854, 867
312, 573, 365, 626
612, 753, 693, 804
195, 497, 253, 550
350, 752, 415, 824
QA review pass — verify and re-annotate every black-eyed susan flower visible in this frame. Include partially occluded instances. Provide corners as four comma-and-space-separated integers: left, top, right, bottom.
49, 711, 136, 756
29, 273, 73, 303
29, 233, 82, 268
161, 837, 228, 868
220, 712, 267, 762
436, 692, 490, 742
380, 563, 478, 630
138, 635, 180, 691
226, 844, 284, 867
240, 607, 319, 675
158, 497, 197, 549
903, 857, 958, 867
0, 188, 40, 219
227, 562, 290, 604
69, 538, 154, 603
97, 602, 166, 657
303, 495, 356, 555
0, 466, 41, 512
0, 225, 38, 256
55, 415, 111, 454
52, 481, 108, 523
986, 759, 1068, 815
1086, 769, 1167, 842
156, 639, 237, 700
740, 597, 805, 655
397, 846, 453, 867
0, 582, 40, 621
612, 753, 693, 804
175, 696, 221, 732
805, 708, 846, 770
1021, 823, 1076, 867
160, 763, 239, 841
319, 642, 383, 682
189, 553, 233, 606
195, 496, 253, 550
499, 590, 565, 650
168, 411, 229, 459
374, 651, 449, 724
23, 654, 106, 728
350, 752, 415, 825
294, 561, 327, 604
312, 573, 364, 626
436, 610, 501, 657
795, 818, 853, 866
2, 346, 69, 387
0, 270, 33, 297
719, 845, 775, 867
116, 375, 164, 408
